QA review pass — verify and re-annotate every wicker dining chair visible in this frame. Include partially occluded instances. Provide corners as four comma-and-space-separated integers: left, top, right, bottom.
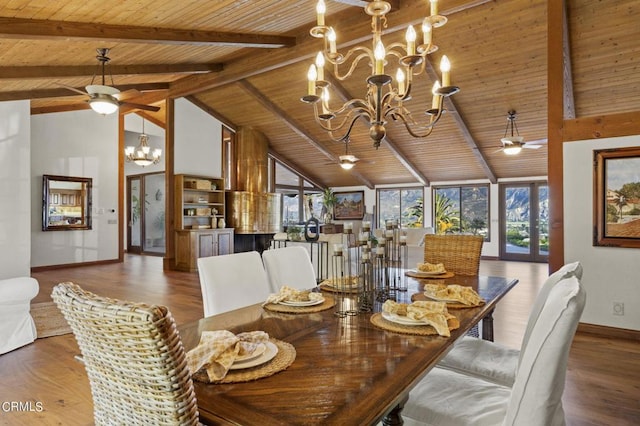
423, 234, 484, 276
51, 282, 199, 426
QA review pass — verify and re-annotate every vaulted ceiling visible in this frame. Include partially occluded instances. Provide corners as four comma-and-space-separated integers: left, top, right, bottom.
1, 0, 638, 188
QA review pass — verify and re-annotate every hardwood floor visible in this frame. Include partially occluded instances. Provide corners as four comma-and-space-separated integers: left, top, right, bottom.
1, 255, 638, 425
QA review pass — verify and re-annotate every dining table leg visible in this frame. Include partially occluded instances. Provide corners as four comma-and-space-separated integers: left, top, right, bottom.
482, 308, 495, 341
382, 395, 409, 425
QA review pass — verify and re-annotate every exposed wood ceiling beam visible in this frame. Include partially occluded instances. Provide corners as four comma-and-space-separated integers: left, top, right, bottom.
169, 0, 491, 98
0, 63, 222, 80
0, 83, 170, 102
332, 0, 400, 8
323, 73, 429, 186
236, 79, 374, 189
562, 4, 576, 120
186, 96, 237, 132
0, 17, 296, 48
563, 111, 640, 141
423, 60, 497, 184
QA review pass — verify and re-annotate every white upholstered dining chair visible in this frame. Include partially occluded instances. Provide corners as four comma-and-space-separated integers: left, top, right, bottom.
437, 261, 583, 387
197, 251, 271, 317
402, 275, 586, 426
262, 246, 318, 293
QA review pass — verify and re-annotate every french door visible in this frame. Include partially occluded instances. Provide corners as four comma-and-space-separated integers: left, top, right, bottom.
126, 173, 166, 255
499, 182, 549, 262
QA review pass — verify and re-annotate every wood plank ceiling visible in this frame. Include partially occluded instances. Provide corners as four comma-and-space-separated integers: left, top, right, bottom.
0, 0, 638, 188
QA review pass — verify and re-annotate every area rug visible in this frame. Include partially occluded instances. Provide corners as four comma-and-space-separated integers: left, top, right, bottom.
31, 301, 72, 338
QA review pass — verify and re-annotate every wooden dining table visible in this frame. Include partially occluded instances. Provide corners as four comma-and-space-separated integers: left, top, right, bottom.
178, 274, 518, 426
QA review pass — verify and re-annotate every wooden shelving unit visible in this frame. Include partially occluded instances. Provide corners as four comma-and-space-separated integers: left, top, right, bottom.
174, 174, 234, 272
175, 174, 226, 230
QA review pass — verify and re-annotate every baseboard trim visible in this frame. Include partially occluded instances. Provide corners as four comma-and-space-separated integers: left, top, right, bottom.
577, 322, 640, 341
31, 258, 121, 273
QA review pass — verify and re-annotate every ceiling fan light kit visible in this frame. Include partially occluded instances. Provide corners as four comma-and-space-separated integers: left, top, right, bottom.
498, 110, 545, 155
59, 48, 160, 115
302, 0, 459, 149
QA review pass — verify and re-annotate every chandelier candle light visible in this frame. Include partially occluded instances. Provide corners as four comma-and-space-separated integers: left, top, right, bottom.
302, 0, 459, 149
124, 117, 162, 167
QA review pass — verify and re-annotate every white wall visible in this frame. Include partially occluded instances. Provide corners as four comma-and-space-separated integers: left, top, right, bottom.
564, 136, 640, 330
0, 100, 31, 279
174, 98, 222, 177
31, 111, 120, 267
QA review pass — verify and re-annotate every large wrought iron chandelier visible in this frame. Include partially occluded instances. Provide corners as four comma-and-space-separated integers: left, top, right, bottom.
302, 0, 459, 149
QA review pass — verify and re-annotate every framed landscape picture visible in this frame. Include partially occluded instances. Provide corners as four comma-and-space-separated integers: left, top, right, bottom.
593, 146, 640, 248
334, 191, 365, 220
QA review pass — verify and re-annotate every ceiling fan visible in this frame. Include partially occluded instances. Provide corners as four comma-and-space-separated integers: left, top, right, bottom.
59, 48, 161, 115
495, 110, 547, 155
332, 139, 367, 170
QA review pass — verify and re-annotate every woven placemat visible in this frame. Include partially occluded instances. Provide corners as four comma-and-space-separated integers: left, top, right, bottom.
370, 313, 460, 336
193, 339, 296, 384
404, 270, 455, 279
411, 292, 485, 309
263, 296, 336, 313
319, 283, 360, 294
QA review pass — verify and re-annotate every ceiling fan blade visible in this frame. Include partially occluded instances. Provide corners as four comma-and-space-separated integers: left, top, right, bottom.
121, 101, 161, 112
525, 138, 548, 145
524, 144, 543, 149
56, 83, 89, 96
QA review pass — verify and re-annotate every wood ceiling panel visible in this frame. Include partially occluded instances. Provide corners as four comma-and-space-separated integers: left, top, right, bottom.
1, 0, 638, 186
569, 0, 640, 117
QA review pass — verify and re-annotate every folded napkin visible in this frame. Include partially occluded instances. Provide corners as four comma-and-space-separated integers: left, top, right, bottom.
263, 285, 324, 306
416, 262, 446, 273
382, 300, 455, 337
187, 330, 269, 381
424, 283, 485, 306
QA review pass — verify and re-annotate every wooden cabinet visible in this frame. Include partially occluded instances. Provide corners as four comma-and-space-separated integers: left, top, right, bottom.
174, 174, 234, 271
175, 229, 234, 272
175, 174, 225, 230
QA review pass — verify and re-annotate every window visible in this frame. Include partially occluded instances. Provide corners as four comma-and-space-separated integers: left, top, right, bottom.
433, 185, 490, 239
270, 155, 322, 225
377, 188, 424, 228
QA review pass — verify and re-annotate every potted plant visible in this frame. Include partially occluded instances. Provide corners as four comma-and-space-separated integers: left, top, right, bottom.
321, 188, 337, 224
286, 225, 302, 241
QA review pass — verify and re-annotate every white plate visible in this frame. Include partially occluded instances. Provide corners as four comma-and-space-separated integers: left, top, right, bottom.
279, 298, 324, 307
382, 311, 429, 326
408, 269, 446, 277
233, 343, 267, 363
423, 292, 459, 303
230, 341, 278, 370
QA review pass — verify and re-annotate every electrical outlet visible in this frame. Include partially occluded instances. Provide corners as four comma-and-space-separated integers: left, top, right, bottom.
612, 302, 624, 316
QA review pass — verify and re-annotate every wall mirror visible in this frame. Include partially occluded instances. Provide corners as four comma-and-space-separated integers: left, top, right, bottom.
43, 174, 92, 231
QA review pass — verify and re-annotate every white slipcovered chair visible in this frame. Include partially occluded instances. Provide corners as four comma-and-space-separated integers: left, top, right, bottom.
197, 251, 271, 317
0, 277, 39, 354
262, 246, 318, 293
437, 261, 583, 387
402, 275, 586, 426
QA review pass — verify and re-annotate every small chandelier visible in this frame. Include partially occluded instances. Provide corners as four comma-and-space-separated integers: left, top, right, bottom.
125, 117, 162, 167
302, 0, 459, 149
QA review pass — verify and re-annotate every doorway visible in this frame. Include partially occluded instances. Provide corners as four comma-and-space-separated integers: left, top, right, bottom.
126, 172, 166, 255
499, 181, 549, 262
